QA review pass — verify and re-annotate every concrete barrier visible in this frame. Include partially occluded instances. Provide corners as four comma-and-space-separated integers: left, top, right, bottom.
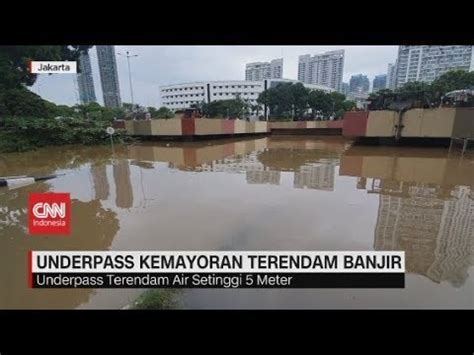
245, 121, 254, 133
133, 120, 152, 135
452, 108, 474, 138
150, 119, 182, 136
327, 120, 343, 129
254, 121, 268, 133
124, 120, 135, 135
234, 120, 246, 134
366, 111, 398, 137
194, 119, 223, 135
343, 108, 474, 140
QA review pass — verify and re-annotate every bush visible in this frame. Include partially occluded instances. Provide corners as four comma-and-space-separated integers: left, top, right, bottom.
0, 116, 128, 153
131, 289, 179, 309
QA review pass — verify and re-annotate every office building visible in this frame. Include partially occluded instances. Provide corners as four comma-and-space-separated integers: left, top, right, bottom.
372, 74, 387, 93
349, 74, 370, 95
340, 82, 349, 96
245, 58, 283, 81
386, 62, 397, 90
160, 79, 333, 110
96, 45, 122, 108
298, 50, 344, 92
77, 52, 96, 104
395, 45, 473, 87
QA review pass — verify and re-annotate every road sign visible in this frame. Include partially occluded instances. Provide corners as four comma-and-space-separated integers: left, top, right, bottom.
106, 127, 115, 135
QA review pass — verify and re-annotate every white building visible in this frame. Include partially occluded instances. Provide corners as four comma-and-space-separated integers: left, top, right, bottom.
395, 45, 473, 87
245, 58, 283, 81
159, 79, 334, 111
386, 62, 397, 90
298, 50, 344, 92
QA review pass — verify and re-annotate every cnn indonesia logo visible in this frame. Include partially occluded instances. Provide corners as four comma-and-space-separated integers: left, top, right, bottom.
28, 193, 71, 235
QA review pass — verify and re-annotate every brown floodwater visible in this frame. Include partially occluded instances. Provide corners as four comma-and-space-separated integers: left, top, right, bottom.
0, 136, 473, 309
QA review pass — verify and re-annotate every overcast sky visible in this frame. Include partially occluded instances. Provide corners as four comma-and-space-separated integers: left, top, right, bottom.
31, 46, 399, 107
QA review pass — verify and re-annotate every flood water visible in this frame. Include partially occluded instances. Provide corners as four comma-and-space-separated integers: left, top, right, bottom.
0, 136, 473, 309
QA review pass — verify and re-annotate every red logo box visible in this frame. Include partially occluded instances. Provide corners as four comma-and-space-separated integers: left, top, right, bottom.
28, 193, 71, 235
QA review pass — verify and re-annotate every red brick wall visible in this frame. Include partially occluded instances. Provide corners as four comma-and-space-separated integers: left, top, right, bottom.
221, 119, 235, 134
181, 119, 195, 136
342, 112, 369, 137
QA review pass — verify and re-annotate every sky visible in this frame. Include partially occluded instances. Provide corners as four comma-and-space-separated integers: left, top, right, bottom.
30, 46, 399, 107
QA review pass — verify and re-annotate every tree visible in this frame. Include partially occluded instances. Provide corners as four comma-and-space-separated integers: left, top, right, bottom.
153, 107, 174, 118
0, 46, 92, 89
201, 98, 248, 119
431, 70, 474, 94
0, 87, 56, 117
308, 90, 332, 119
290, 83, 310, 119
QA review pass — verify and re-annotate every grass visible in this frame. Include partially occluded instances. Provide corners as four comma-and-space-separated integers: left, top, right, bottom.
131, 289, 180, 310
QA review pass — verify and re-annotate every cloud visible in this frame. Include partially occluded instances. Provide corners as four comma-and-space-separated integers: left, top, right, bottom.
31, 45, 399, 107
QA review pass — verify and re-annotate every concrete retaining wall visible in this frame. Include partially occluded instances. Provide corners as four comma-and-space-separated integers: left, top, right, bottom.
342, 108, 474, 139
150, 119, 182, 136
452, 108, 474, 138
366, 111, 398, 137
133, 120, 152, 136
123, 119, 269, 137
268, 121, 342, 130
194, 119, 223, 135
233, 120, 246, 134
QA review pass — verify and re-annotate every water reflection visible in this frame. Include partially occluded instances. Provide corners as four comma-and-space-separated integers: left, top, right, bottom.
0, 182, 119, 309
0, 137, 473, 309
339, 146, 474, 287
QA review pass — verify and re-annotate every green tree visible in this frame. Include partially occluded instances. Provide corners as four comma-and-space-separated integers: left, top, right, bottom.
202, 98, 248, 119
153, 107, 174, 118
0, 46, 92, 89
308, 90, 332, 119
0, 87, 56, 117
290, 83, 310, 119
432, 70, 474, 92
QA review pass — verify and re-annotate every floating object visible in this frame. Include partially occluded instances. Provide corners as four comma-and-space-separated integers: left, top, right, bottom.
0, 174, 64, 188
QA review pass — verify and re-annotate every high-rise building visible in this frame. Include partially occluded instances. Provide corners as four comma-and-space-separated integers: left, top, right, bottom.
340, 82, 349, 96
96, 46, 122, 108
349, 74, 370, 95
245, 58, 283, 81
298, 50, 344, 92
77, 52, 96, 104
386, 62, 397, 90
372, 74, 387, 93
395, 45, 473, 88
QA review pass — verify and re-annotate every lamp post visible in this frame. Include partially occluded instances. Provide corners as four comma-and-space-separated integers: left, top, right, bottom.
118, 50, 139, 107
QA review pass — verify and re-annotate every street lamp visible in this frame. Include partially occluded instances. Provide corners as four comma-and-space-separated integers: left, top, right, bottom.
118, 50, 139, 107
